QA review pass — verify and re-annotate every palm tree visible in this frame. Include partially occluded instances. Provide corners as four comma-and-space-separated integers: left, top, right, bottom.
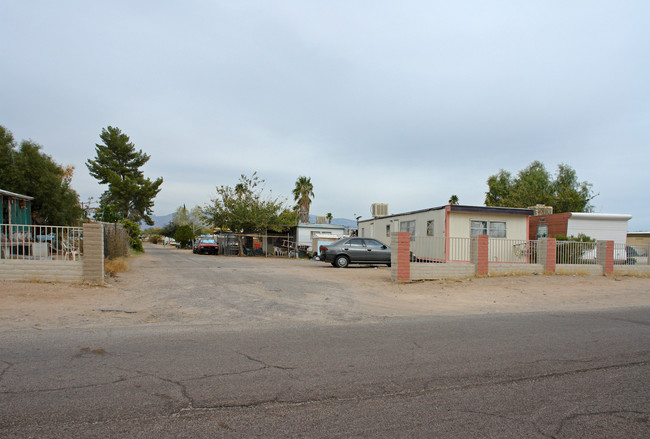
292, 176, 314, 224
449, 195, 459, 205
326, 212, 333, 224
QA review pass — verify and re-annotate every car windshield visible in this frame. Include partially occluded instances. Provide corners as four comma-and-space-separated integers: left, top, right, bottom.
201, 239, 216, 244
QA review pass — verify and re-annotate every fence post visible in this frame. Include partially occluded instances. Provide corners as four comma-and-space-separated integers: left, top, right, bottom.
391, 232, 411, 282
83, 223, 104, 284
471, 235, 488, 276
537, 238, 556, 274
597, 240, 614, 275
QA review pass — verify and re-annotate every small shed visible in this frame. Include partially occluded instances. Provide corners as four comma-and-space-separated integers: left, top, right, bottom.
295, 223, 346, 249
0, 189, 33, 226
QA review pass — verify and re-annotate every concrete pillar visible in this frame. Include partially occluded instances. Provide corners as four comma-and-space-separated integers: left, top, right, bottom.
597, 240, 614, 275
537, 238, 556, 273
391, 232, 411, 282
471, 235, 488, 276
83, 222, 104, 284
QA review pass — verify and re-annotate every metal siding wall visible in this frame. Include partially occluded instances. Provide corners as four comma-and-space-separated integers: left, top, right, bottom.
566, 218, 628, 245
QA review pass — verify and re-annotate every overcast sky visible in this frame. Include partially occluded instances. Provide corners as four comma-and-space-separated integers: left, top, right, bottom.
2, 1, 649, 230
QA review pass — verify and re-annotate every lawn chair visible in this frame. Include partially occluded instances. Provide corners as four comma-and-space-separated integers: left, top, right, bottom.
61, 240, 80, 261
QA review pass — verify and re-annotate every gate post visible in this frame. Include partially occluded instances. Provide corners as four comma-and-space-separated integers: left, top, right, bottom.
471, 235, 488, 276
537, 238, 556, 274
83, 222, 104, 284
391, 232, 411, 282
597, 240, 614, 275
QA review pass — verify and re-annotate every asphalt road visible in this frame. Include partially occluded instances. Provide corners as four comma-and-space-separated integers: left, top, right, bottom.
1, 308, 648, 438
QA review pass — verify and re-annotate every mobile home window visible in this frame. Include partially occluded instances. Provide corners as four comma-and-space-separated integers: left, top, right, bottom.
489, 221, 506, 238
386, 224, 390, 237
471, 220, 507, 238
426, 220, 434, 236
470, 221, 488, 236
537, 224, 548, 238
400, 220, 415, 239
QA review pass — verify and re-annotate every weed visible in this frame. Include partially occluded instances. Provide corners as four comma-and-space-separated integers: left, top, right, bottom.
105, 257, 129, 276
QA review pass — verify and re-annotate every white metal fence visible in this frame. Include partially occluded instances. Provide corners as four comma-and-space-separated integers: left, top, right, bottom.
613, 243, 649, 266
410, 236, 471, 263
555, 241, 597, 265
488, 239, 538, 264
0, 224, 83, 261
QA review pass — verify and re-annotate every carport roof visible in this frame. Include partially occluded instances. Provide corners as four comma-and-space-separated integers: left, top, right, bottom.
0, 189, 33, 200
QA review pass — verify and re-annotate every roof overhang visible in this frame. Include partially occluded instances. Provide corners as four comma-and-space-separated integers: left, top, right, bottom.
569, 212, 632, 221
0, 189, 33, 201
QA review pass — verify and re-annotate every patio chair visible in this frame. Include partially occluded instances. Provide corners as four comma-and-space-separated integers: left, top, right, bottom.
61, 240, 81, 261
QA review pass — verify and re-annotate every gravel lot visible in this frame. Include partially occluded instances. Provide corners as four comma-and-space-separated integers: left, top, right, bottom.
1, 243, 649, 331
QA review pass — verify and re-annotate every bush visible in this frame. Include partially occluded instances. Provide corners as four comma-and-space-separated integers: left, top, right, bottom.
149, 234, 162, 244
120, 219, 144, 252
174, 225, 194, 248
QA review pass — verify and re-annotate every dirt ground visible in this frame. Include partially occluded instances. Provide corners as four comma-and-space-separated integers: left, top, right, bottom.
1, 246, 649, 331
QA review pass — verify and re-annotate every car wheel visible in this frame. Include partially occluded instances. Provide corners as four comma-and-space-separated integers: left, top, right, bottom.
334, 255, 349, 268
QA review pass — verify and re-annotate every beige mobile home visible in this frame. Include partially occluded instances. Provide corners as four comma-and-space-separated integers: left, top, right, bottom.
358, 204, 533, 262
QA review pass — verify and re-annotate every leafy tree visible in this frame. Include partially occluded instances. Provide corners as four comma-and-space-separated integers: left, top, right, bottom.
485, 161, 596, 213
202, 172, 296, 255
292, 176, 314, 224
174, 224, 194, 248
448, 195, 459, 205
326, 212, 333, 224
160, 221, 179, 238
86, 126, 163, 225
173, 204, 208, 236
0, 125, 82, 225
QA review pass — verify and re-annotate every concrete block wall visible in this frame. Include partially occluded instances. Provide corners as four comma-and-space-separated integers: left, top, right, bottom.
488, 264, 543, 276
0, 260, 83, 282
410, 262, 475, 280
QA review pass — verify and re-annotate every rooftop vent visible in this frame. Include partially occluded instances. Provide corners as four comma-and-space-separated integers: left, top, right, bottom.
529, 204, 553, 216
371, 203, 389, 218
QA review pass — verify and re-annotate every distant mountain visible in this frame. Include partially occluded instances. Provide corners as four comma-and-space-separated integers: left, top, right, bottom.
141, 213, 173, 229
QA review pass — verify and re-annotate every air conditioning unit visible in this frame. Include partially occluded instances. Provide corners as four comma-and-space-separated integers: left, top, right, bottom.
316, 216, 326, 224
371, 203, 388, 218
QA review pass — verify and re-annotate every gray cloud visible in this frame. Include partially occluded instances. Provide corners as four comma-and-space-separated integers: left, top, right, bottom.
1, 1, 648, 229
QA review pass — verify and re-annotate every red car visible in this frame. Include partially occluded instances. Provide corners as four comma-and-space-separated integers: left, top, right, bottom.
193, 238, 219, 255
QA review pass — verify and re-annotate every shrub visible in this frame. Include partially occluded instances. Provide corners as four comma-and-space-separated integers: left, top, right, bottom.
174, 225, 194, 248
149, 234, 162, 244
120, 219, 144, 252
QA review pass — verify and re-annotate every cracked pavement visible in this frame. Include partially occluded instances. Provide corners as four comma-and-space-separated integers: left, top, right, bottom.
1, 311, 649, 438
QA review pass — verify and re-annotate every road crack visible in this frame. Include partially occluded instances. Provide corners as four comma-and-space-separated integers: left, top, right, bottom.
173, 359, 650, 414
0, 360, 14, 384
237, 352, 296, 371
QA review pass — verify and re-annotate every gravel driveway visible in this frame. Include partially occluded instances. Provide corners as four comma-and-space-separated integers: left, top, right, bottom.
1, 243, 649, 331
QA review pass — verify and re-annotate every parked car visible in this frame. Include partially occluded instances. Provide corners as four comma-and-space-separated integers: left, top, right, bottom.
193, 238, 219, 255
319, 237, 391, 268
581, 245, 643, 265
